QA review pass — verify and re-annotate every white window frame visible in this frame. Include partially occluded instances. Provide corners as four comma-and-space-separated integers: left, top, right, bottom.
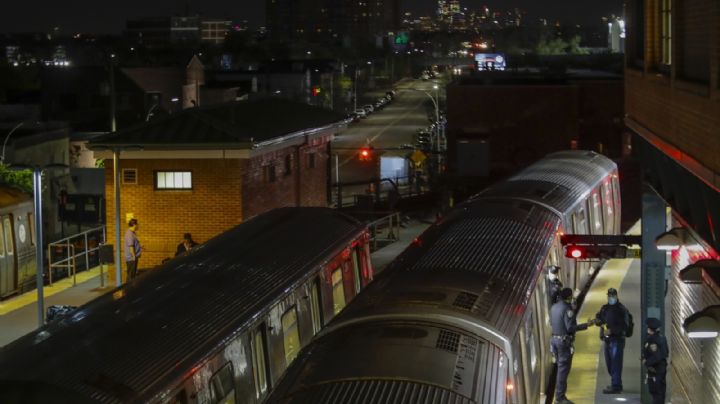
155, 171, 193, 190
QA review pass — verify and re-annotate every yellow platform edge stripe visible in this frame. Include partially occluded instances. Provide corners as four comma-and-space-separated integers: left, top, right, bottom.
0, 266, 104, 316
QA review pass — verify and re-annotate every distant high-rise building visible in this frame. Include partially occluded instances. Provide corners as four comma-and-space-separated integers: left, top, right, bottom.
266, 0, 399, 46
126, 16, 231, 47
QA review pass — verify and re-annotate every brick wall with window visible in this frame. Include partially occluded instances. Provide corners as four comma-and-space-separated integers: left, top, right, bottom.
625, 0, 720, 175
104, 158, 244, 268
242, 143, 328, 219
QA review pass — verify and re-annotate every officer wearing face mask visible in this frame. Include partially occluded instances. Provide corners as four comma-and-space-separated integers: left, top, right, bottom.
643, 317, 668, 404
594, 288, 632, 394
550, 287, 594, 404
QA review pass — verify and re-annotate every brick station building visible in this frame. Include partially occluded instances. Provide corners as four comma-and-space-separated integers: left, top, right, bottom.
90, 98, 345, 272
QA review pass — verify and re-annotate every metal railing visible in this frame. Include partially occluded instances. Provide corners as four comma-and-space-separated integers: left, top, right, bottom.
367, 212, 401, 252
331, 176, 431, 209
47, 226, 106, 286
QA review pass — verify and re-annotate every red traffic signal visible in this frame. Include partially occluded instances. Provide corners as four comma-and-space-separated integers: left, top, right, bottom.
312, 86, 321, 97
358, 146, 373, 161
566, 245, 585, 259
565, 244, 628, 259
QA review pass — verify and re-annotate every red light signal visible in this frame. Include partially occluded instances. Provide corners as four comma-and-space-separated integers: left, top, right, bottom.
358, 146, 373, 161
567, 245, 585, 259
312, 87, 321, 97
565, 244, 628, 259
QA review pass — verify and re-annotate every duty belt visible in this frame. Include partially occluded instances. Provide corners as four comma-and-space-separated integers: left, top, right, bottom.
552, 334, 570, 339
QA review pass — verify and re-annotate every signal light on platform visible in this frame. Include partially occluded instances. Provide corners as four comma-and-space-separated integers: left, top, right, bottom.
567, 245, 584, 259
358, 146, 373, 161
565, 244, 629, 260
312, 86, 321, 97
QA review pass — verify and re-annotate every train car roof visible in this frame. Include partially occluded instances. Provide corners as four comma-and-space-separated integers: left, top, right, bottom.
0, 207, 365, 403
475, 150, 616, 215
336, 198, 561, 339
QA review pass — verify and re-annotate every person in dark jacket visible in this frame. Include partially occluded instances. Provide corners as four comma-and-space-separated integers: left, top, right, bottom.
643, 317, 668, 404
595, 288, 631, 394
175, 233, 198, 257
548, 265, 563, 305
550, 287, 594, 404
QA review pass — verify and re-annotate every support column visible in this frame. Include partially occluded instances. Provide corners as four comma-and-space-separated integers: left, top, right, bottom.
33, 168, 45, 327
641, 183, 667, 403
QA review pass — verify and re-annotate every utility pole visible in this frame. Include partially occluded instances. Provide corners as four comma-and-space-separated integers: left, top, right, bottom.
109, 55, 116, 132
353, 69, 359, 112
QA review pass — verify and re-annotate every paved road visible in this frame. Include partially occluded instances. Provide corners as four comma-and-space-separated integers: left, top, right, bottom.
332, 79, 445, 185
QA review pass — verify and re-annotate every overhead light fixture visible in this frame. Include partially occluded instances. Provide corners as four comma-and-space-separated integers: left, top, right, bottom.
683, 305, 720, 338
655, 227, 689, 251
680, 259, 720, 284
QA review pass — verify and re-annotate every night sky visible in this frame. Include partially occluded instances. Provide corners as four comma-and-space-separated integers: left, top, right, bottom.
2, 0, 623, 34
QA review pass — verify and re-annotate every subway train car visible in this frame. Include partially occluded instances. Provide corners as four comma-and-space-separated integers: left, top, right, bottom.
268, 151, 620, 404
0, 186, 37, 298
0, 207, 372, 404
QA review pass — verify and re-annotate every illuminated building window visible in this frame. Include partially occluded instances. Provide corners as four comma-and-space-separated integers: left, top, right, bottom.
661, 0, 671, 65
155, 171, 192, 190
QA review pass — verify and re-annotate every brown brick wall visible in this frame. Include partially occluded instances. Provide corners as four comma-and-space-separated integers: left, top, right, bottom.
242, 142, 328, 219
104, 158, 243, 270
626, 0, 720, 176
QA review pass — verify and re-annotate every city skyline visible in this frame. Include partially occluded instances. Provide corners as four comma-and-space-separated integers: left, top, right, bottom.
1, 0, 622, 34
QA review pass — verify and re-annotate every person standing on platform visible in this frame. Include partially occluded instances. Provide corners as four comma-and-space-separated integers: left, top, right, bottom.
595, 287, 633, 394
643, 317, 668, 404
124, 218, 143, 280
551, 287, 594, 404
548, 265, 563, 305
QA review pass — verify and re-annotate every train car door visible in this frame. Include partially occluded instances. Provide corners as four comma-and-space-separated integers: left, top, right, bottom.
0, 215, 17, 297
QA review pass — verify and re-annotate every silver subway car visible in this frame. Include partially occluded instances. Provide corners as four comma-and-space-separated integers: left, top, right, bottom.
268, 150, 621, 404
0, 186, 37, 298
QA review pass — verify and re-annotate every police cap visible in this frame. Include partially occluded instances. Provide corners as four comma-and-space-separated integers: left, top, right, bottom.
607, 288, 618, 296
549, 266, 559, 274
647, 317, 662, 330
560, 287, 573, 300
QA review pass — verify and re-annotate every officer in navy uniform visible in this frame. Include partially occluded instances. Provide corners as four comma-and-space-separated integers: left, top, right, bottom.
551, 287, 593, 404
643, 317, 668, 404
547, 266, 563, 305
594, 287, 631, 394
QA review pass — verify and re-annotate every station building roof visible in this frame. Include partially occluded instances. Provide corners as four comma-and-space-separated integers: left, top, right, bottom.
89, 98, 345, 150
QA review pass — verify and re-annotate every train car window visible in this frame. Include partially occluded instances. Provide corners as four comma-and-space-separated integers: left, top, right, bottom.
281, 307, 301, 366
4, 218, 13, 255
351, 248, 362, 293
0, 221, 5, 256
591, 192, 603, 233
601, 182, 614, 234
310, 279, 323, 334
210, 362, 236, 404
28, 213, 35, 246
250, 327, 269, 398
331, 268, 346, 315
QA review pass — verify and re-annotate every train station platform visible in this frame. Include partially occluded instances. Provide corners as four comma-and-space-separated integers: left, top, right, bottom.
566, 221, 662, 404
0, 266, 112, 347
0, 217, 432, 348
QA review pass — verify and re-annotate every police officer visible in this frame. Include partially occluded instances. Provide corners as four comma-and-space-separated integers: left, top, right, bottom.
643, 317, 668, 404
551, 287, 593, 404
548, 266, 563, 305
595, 288, 631, 394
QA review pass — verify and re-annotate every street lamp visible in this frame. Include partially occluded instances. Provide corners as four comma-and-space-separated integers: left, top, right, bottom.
1, 122, 26, 164
9, 163, 68, 327
89, 144, 142, 287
